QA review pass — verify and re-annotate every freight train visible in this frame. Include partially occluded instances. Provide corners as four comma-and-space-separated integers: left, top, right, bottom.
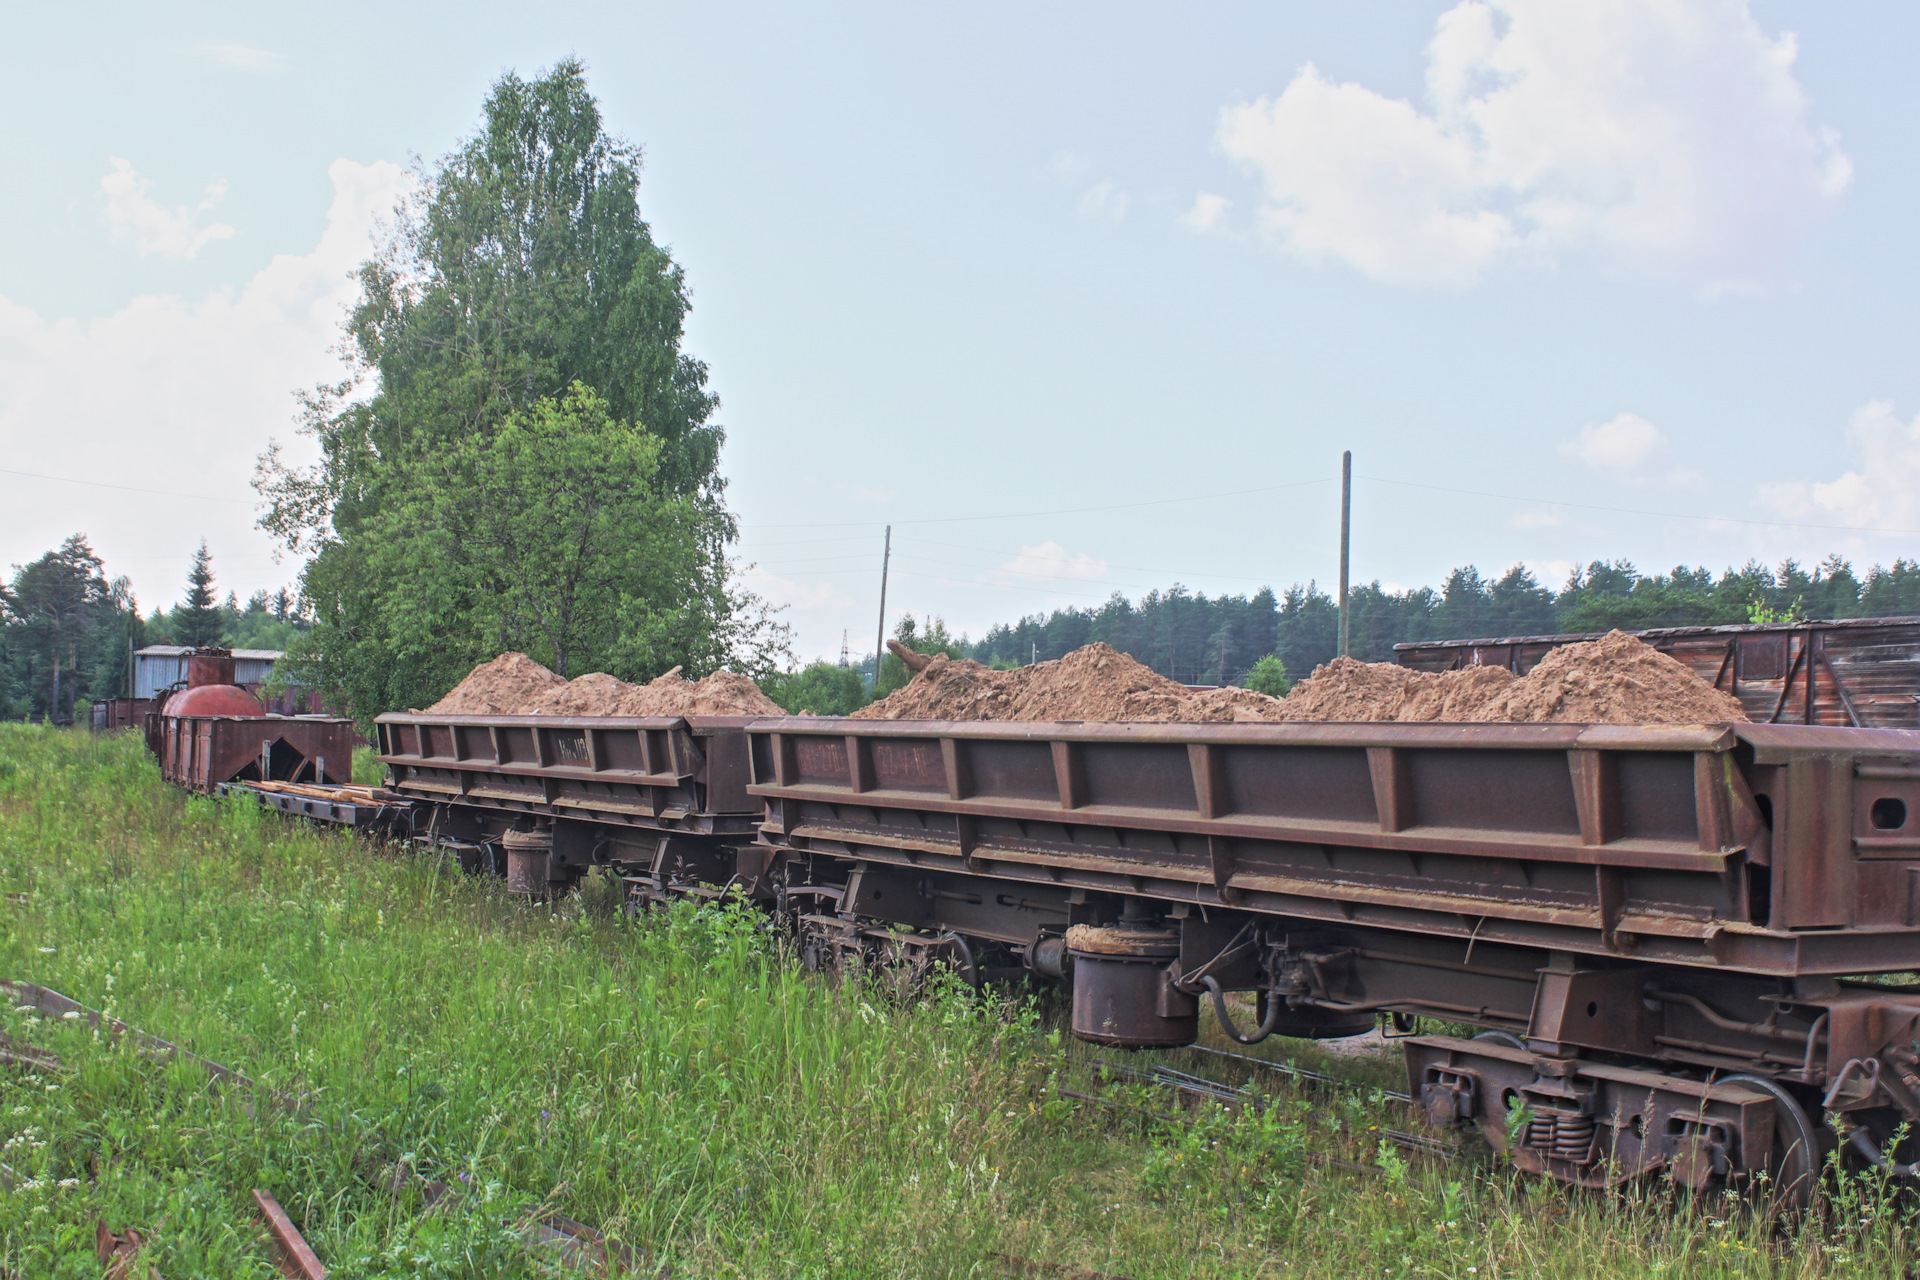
150, 639, 1920, 1208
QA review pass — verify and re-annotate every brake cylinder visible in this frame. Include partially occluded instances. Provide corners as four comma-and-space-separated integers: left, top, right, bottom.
1066, 921, 1198, 1048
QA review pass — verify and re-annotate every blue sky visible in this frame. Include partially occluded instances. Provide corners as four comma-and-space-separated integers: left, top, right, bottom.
2, 1, 1916, 663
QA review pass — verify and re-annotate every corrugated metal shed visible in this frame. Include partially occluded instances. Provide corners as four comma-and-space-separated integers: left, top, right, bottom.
133, 647, 284, 700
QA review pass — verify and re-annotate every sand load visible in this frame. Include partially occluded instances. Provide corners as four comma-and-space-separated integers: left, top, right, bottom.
854, 642, 1289, 723
422, 652, 569, 715
856, 632, 1747, 725
426, 655, 784, 718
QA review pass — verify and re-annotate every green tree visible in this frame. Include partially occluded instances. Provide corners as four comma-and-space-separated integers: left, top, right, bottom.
256, 61, 782, 717
1242, 654, 1291, 697
378, 383, 736, 679
0, 535, 127, 721
875, 615, 969, 699
174, 541, 225, 648
763, 660, 867, 716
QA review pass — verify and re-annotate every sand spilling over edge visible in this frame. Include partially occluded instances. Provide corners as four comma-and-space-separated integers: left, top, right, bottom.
426, 654, 783, 718
855, 632, 1747, 725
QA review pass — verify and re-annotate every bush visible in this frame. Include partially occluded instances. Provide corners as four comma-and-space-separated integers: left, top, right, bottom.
1243, 654, 1291, 698
762, 660, 867, 715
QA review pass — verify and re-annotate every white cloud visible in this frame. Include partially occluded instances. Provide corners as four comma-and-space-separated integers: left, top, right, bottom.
1180, 192, 1231, 233
1077, 180, 1129, 221
739, 564, 846, 613
996, 541, 1110, 583
0, 158, 410, 607
1525, 559, 1577, 590
194, 43, 289, 74
1562, 412, 1699, 486
1217, 0, 1850, 288
1052, 151, 1092, 182
100, 158, 237, 260
1760, 401, 1920, 532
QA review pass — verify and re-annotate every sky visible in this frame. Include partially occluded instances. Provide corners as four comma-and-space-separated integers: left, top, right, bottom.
2, 1, 1918, 664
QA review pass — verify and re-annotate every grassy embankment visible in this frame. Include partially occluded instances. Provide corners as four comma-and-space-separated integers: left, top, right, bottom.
0, 725, 1914, 1277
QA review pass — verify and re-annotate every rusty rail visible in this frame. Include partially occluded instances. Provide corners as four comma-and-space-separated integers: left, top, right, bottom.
254, 1191, 327, 1279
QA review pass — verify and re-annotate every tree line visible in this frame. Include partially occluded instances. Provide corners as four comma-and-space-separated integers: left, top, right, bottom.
0, 538, 309, 722
967, 555, 1920, 689
768, 554, 1920, 715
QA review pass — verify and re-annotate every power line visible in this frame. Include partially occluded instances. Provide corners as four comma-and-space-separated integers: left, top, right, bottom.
0, 466, 254, 504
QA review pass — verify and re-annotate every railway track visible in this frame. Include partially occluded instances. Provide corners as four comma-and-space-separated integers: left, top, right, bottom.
1062, 1048, 1459, 1163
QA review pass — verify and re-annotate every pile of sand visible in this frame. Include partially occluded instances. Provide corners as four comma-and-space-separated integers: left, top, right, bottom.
606, 667, 785, 718
854, 642, 1288, 723
1271, 630, 1747, 724
423, 652, 567, 715
429, 633, 1747, 726
426, 655, 783, 718
1471, 629, 1748, 724
1271, 658, 1516, 722
855, 632, 1748, 726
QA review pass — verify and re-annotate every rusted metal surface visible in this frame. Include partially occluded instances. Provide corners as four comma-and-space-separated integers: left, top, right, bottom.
148, 646, 359, 793
735, 711, 1920, 1194
1068, 921, 1195, 1047
254, 1190, 327, 1279
1395, 616, 1920, 730
1, 980, 269, 1098
91, 697, 155, 732
1405, 1034, 1821, 1207
744, 717, 1920, 973
157, 714, 357, 793
523, 1210, 649, 1275
215, 781, 416, 832
374, 712, 759, 836
96, 1219, 159, 1280
299, 694, 1920, 1199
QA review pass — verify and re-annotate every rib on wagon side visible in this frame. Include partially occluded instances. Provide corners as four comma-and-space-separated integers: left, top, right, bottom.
374, 712, 771, 901
743, 715, 1920, 1206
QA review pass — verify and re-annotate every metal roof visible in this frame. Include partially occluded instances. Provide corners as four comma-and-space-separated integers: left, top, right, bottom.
134, 646, 284, 661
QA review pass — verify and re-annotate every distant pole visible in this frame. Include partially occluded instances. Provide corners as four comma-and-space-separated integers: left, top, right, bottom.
873, 525, 892, 689
1338, 451, 1352, 658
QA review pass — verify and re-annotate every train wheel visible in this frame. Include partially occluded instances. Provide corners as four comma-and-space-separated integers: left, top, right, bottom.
1721, 1073, 1821, 1213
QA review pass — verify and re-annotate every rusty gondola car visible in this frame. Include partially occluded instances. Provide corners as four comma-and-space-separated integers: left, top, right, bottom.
370, 698, 1920, 1205
1396, 616, 1920, 730
374, 713, 766, 898
152, 650, 357, 793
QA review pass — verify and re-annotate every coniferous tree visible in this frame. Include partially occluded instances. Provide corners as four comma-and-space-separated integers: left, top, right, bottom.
0, 535, 128, 720
175, 541, 225, 648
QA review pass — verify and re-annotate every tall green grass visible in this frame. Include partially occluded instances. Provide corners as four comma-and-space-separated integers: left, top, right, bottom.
0, 725, 1913, 1277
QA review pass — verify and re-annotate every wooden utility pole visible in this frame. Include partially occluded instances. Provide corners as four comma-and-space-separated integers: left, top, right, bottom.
1339, 451, 1352, 659
873, 526, 892, 690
